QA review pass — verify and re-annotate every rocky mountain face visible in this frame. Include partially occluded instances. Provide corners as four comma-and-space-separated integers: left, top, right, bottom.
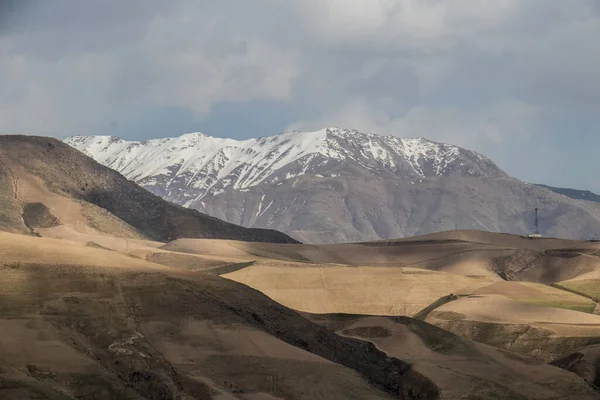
65, 127, 600, 243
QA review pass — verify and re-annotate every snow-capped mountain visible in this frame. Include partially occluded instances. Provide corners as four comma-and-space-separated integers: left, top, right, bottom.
65, 127, 600, 243
66, 127, 504, 204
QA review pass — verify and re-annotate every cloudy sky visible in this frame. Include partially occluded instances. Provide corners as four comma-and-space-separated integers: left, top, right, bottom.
2, 1, 599, 190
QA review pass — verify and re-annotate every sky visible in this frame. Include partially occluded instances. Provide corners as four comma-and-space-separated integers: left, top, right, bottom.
1, 1, 600, 191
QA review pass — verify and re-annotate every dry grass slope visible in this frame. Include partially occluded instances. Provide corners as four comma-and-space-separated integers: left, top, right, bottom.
556, 280, 600, 302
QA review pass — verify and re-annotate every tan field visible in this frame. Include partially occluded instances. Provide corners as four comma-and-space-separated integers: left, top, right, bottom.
121, 235, 600, 373
554, 279, 600, 303
472, 281, 596, 312
223, 263, 495, 316
0, 231, 168, 272
166, 232, 600, 280
4, 226, 600, 399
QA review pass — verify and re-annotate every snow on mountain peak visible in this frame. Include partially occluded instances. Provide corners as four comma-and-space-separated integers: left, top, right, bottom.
64, 128, 504, 203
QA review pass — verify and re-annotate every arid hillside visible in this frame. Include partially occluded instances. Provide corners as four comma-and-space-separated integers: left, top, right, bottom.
0, 231, 440, 400
0, 135, 297, 244
166, 231, 600, 374
1, 231, 599, 399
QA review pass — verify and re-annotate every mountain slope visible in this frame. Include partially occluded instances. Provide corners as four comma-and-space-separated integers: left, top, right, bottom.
0, 135, 297, 243
536, 184, 600, 203
0, 158, 28, 234
65, 128, 600, 243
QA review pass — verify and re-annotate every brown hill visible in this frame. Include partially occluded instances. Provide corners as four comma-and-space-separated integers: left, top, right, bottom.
0, 135, 297, 244
306, 313, 600, 399
2, 231, 600, 399
0, 231, 437, 400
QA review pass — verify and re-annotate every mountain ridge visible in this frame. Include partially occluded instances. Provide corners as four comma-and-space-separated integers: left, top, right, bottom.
65, 128, 600, 243
65, 127, 507, 205
536, 184, 600, 203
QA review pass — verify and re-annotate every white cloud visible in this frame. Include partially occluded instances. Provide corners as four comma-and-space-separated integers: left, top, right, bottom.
287, 99, 541, 151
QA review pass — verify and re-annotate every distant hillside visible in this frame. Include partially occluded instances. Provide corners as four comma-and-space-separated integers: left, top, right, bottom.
0, 135, 298, 243
536, 184, 600, 203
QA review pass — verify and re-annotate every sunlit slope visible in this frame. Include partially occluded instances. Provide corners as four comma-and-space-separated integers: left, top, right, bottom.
472, 281, 596, 313
552, 259, 600, 307
0, 231, 167, 271
172, 235, 600, 321
164, 236, 513, 281
195, 233, 600, 367
166, 232, 600, 282
223, 262, 495, 316
424, 294, 600, 361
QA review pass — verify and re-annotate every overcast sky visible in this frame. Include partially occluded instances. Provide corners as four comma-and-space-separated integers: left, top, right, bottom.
1, 1, 599, 190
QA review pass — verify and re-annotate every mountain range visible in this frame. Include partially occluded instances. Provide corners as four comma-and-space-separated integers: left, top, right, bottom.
65, 127, 600, 243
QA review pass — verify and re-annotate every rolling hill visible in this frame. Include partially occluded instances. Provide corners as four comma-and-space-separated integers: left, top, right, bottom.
163, 231, 600, 368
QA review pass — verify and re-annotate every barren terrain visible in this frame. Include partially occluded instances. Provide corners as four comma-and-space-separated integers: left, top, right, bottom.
2, 135, 600, 398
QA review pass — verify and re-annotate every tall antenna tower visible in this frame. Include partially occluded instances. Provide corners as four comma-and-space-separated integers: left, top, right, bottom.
529, 208, 542, 238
